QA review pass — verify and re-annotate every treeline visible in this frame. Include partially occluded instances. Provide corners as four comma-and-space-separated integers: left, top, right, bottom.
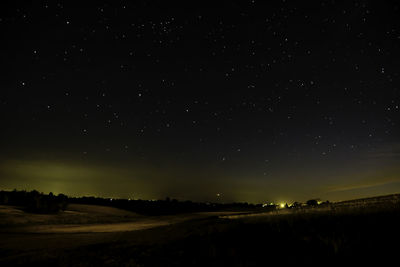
0, 189, 333, 215
0, 189, 264, 215
68, 196, 264, 215
0, 190, 68, 214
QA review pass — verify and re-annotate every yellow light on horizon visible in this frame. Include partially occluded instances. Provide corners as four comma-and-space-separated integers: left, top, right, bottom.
280, 203, 285, 208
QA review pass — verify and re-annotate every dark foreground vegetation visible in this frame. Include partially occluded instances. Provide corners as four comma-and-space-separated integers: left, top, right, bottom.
0, 191, 399, 266
1, 201, 399, 266
84, 207, 399, 266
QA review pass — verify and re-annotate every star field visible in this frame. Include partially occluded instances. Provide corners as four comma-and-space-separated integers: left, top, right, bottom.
1, 1, 400, 203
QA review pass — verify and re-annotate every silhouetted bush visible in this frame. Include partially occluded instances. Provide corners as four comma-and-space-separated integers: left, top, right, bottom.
290, 202, 302, 208
0, 190, 68, 214
306, 199, 319, 206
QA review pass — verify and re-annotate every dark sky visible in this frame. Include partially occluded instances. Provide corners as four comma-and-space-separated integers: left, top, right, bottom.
1, 1, 399, 203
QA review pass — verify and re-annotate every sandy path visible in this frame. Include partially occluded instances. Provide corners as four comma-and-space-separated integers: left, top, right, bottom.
16, 211, 247, 233
25, 220, 171, 233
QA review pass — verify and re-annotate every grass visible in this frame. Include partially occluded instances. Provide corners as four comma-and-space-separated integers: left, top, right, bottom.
0, 204, 143, 227
1, 197, 400, 266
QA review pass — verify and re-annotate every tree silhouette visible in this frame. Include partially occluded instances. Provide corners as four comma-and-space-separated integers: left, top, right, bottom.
306, 199, 318, 206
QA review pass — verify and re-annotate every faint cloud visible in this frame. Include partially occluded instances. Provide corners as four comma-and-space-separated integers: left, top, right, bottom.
326, 172, 400, 193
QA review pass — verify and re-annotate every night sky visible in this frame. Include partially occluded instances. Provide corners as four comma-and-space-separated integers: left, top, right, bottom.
1, 1, 399, 204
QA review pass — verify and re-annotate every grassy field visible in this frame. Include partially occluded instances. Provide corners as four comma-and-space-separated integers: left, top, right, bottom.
1, 196, 399, 266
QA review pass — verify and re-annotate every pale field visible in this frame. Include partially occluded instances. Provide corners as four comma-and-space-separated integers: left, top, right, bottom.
0, 204, 143, 226
0, 204, 247, 252
0, 198, 399, 266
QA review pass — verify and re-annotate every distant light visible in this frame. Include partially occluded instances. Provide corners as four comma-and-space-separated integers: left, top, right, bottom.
280, 203, 285, 208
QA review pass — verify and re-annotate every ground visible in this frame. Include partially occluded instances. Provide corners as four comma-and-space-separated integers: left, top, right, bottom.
0, 198, 399, 266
